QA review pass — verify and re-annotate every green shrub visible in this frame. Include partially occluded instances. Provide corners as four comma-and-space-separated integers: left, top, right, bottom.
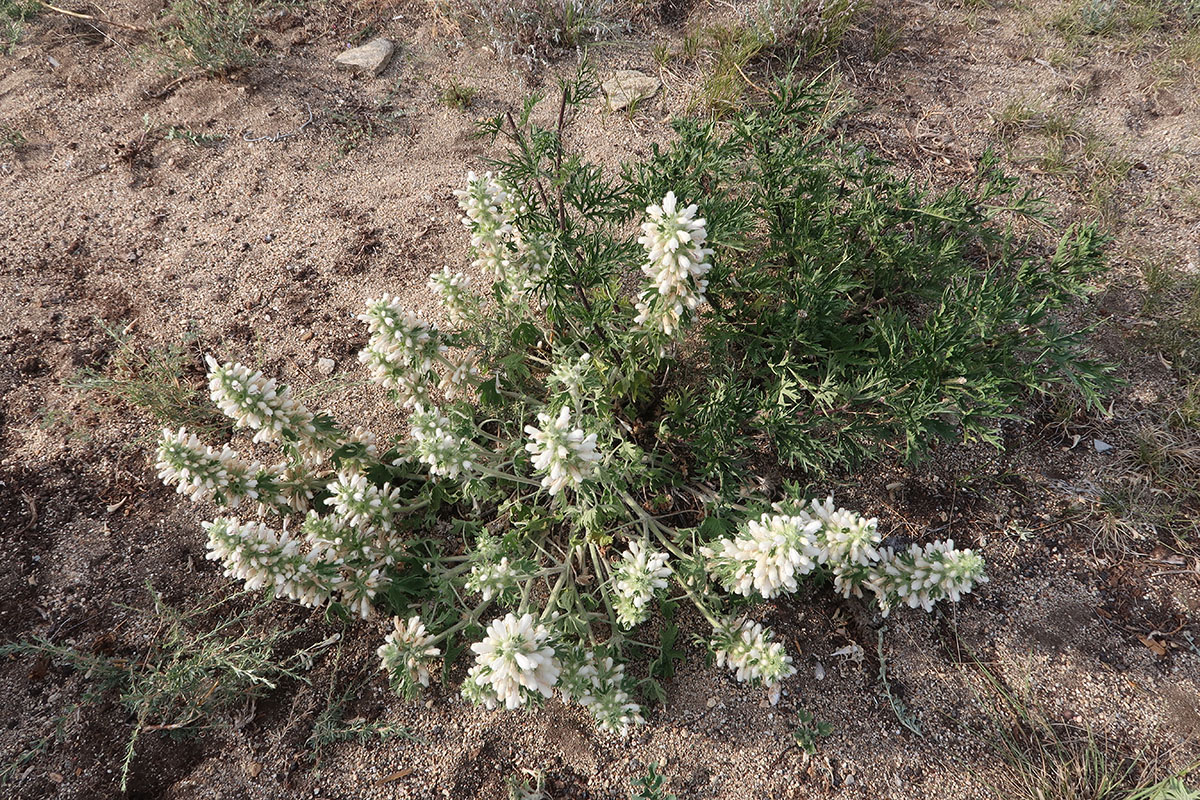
142, 75, 1106, 740
628, 82, 1112, 480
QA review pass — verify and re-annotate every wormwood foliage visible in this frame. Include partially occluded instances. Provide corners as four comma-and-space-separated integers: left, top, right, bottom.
67, 320, 231, 440
0, 589, 334, 790
152, 0, 258, 77
147, 75, 1109, 738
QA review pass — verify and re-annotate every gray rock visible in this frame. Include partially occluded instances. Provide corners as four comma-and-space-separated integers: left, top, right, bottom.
334, 38, 394, 77
1093, 438, 1114, 453
316, 357, 336, 376
602, 70, 660, 112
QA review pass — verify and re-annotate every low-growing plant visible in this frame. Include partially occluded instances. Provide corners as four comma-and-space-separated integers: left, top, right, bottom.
631, 763, 677, 800
792, 708, 834, 754
1051, 0, 1199, 60
1, 0, 37, 54
145, 74, 1113, 737
152, 0, 259, 77
307, 661, 418, 770
0, 588, 335, 791
508, 768, 548, 799
461, 0, 630, 69
0, 122, 25, 151
322, 90, 408, 158
877, 628, 922, 735
672, 0, 862, 113
965, 653, 1198, 800
756, 0, 862, 60
439, 78, 479, 110
164, 124, 227, 147
67, 320, 231, 440
690, 23, 770, 114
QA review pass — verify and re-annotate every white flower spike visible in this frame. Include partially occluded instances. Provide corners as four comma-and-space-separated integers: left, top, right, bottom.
523, 406, 601, 495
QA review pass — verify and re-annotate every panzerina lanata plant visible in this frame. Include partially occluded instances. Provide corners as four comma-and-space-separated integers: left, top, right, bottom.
150, 75, 1113, 737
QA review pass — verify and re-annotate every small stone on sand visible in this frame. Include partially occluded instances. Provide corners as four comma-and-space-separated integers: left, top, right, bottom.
335, 38, 395, 77
602, 70, 660, 112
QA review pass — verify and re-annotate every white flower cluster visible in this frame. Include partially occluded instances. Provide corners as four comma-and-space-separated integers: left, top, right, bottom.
407, 404, 478, 479
156, 427, 318, 513
574, 653, 645, 737
548, 352, 592, 410
633, 192, 714, 338
523, 406, 601, 495
358, 296, 446, 407
505, 231, 552, 302
702, 513, 822, 599
702, 497, 985, 616
464, 613, 561, 710
197, 465, 410, 619
333, 425, 380, 473
203, 517, 334, 608
272, 459, 321, 513
301, 508, 400, 618
324, 471, 404, 535
438, 352, 480, 400
875, 540, 988, 614
156, 427, 255, 506
428, 266, 475, 325
711, 616, 797, 705
206, 356, 317, 446
612, 541, 672, 628
377, 615, 442, 694
453, 171, 515, 277
809, 497, 882, 567
465, 556, 519, 602
806, 499, 986, 614
358, 295, 481, 407
452, 173, 550, 303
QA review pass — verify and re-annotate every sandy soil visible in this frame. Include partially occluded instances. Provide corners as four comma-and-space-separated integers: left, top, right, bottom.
2, 0, 1199, 797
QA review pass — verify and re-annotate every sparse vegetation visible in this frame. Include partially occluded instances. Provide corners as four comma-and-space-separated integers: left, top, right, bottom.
0, 588, 336, 791
792, 708, 834, 754
668, 0, 862, 114
631, 763, 677, 800
306, 662, 418, 770
1, 0, 37, 54
1045, 0, 1200, 70
508, 768, 548, 799
1141, 258, 1200, 375
689, 23, 770, 114
877, 629, 923, 736
461, 0, 632, 69
0, 121, 25, 150
969, 657, 1200, 800
4, 0, 1199, 793
66, 321, 231, 440
994, 101, 1132, 219
439, 78, 479, 110
163, 124, 228, 147
322, 90, 408, 158
756, 0, 862, 60
152, 0, 259, 77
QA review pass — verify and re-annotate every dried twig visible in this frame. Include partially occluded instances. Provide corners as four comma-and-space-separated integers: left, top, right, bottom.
39, 1, 147, 32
